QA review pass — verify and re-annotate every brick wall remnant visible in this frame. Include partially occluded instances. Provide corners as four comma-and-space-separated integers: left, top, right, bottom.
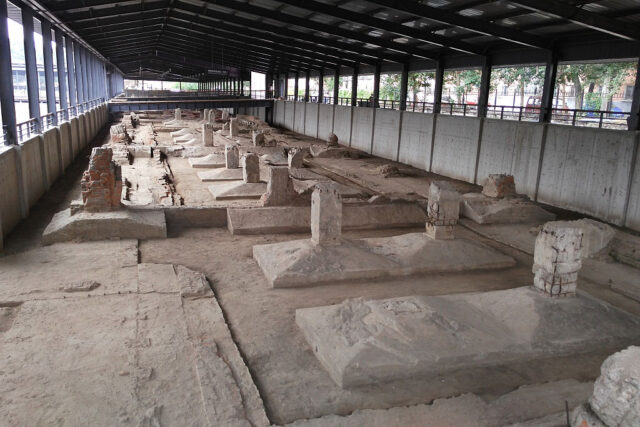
80, 147, 122, 212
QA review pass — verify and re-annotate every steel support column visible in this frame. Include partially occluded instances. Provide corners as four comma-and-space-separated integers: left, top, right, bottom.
628, 58, 640, 131
81, 49, 89, 102
399, 63, 408, 111
373, 63, 381, 108
66, 39, 76, 107
22, 7, 41, 126
478, 57, 492, 118
351, 66, 358, 106
433, 61, 445, 114
304, 71, 310, 101
540, 52, 558, 123
333, 69, 339, 105
294, 72, 299, 101
317, 69, 324, 103
0, 0, 17, 145
41, 20, 57, 124
74, 43, 84, 107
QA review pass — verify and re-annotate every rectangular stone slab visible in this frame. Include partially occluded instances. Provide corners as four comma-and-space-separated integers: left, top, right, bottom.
198, 168, 243, 182
252, 233, 515, 288
188, 154, 225, 169
296, 287, 640, 388
461, 193, 556, 225
228, 203, 427, 235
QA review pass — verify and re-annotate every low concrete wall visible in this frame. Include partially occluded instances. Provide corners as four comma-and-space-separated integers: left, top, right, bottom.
304, 102, 319, 138
0, 148, 23, 238
20, 135, 47, 209
431, 115, 482, 183
538, 126, 636, 225
70, 117, 81, 158
43, 128, 62, 185
274, 100, 285, 127
293, 102, 306, 134
372, 109, 401, 160
59, 122, 72, 170
333, 105, 352, 147
284, 101, 294, 130
0, 103, 110, 241
398, 112, 434, 171
351, 107, 374, 153
625, 137, 640, 230
476, 119, 544, 198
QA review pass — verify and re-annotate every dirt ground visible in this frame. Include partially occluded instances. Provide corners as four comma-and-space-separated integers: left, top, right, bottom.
1, 111, 639, 426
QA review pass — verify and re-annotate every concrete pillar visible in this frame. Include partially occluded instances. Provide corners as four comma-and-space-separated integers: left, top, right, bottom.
532, 221, 583, 297
225, 144, 239, 169
628, 58, 640, 131
66, 39, 77, 107
260, 165, 297, 206
242, 153, 259, 183
333, 69, 339, 105
433, 61, 445, 114
311, 182, 342, 246
425, 181, 460, 240
22, 7, 41, 127
478, 57, 492, 118
0, 0, 17, 145
41, 20, 57, 124
304, 71, 310, 102
540, 52, 558, 123
174, 108, 181, 121
399, 64, 409, 111
373, 63, 381, 108
317, 69, 324, 103
351, 66, 358, 107
229, 117, 239, 138
202, 123, 213, 146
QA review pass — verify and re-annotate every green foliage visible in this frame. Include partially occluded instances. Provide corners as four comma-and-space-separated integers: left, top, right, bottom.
444, 70, 481, 102
379, 74, 401, 100
492, 66, 545, 106
557, 62, 635, 109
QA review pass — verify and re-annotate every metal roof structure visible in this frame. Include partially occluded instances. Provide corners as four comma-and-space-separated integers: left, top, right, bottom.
32, 0, 640, 79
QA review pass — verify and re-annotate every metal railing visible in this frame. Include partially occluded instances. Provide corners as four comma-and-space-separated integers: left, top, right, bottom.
12, 97, 106, 144
550, 108, 630, 130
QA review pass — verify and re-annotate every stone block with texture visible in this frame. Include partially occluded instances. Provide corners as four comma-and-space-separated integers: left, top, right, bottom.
110, 124, 130, 143
242, 153, 260, 183
229, 118, 239, 138
311, 182, 341, 246
288, 147, 309, 169
225, 144, 239, 169
174, 108, 181, 121
482, 174, 516, 198
533, 221, 583, 297
202, 123, 214, 146
260, 166, 299, 206
426, 181, 460, 240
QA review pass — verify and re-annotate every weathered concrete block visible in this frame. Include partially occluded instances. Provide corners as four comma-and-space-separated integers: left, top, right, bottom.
461, 193, 556, 225
242, 153, 260, 183
311, 182, 342, 246
174, 108, 181, 121
533, 221, 584, 297
252, 130, 265, 146
229, 118, 239, 138
202, 123, 214, 146
482, 174, 516, 198
589, 346, 640, 426
426, 181, 460, 240
327, 132, 339, 147
110, 124, 130, 143
225, 144, 239, 169
260, 166, 298, 206
288, 147, 308, 169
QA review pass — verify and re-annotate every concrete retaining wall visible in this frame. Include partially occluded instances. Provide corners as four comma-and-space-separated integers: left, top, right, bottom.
351, 107, 374, 152
372, 109, 400, 160
0, 103, 110, 241
274, 100, 640, 231
398, 112, 434, 170
59, 122, 72, 169
304, 102, 319, 138
333, 105, 352, 147
0, 148, 22, 239
293, 102, 306, 134
476, 119, 544, 198
537, 126, 636, 225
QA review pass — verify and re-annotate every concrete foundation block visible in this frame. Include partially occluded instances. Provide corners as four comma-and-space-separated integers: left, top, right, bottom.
42, 208, 167, 245
461, 193, 556, 225
295, 287, 640, 388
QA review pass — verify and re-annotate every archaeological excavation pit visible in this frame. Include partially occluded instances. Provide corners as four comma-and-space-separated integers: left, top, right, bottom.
1, 1, 640, 425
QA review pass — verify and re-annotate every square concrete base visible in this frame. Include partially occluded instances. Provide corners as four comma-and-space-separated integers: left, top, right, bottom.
188, 154, 225, 168
461, 193, 556, 225
198, 168, 243, 182
42, 208, 167, 245
296, 287, 640, 388
208, 182, 266, 200
253, 233, 515, 287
